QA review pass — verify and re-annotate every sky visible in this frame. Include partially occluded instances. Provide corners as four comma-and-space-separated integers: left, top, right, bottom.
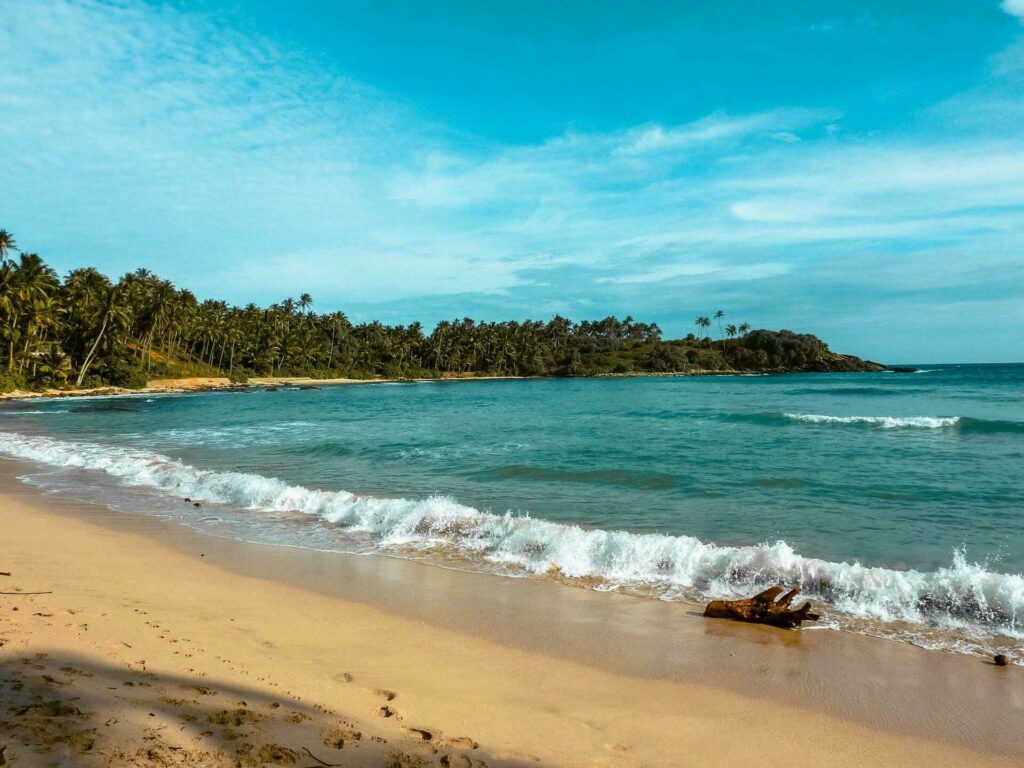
1, 1, 1023, 363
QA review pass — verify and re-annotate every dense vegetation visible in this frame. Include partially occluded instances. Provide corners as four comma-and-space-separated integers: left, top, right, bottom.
0, 228, 880, 393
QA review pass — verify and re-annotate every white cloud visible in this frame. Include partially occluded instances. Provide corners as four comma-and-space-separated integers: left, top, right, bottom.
1002, 0, 1024, 22
612, 109, 834, 155
597, 261, 791, 286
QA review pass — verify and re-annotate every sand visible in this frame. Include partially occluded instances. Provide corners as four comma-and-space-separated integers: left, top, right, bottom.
0, 374, 536, 402
1, 463, 1022, 767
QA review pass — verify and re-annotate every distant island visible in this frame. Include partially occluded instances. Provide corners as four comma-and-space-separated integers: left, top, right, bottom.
0, 228, 883, 394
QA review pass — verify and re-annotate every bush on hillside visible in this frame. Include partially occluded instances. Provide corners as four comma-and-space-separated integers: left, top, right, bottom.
0, 371, 27, 393
99, 360, 150, 389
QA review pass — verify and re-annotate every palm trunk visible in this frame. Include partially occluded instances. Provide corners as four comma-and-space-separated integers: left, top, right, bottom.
76, 315, 110, 387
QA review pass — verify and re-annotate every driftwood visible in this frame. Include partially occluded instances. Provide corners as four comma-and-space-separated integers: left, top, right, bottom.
703, 585, 820, 628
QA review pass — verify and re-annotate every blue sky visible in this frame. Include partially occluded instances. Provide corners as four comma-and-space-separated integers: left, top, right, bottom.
2, 1, 1023, 362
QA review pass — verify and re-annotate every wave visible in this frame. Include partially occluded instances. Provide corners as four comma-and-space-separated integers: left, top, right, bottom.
0, 409, 69, 415
788, 386, 917, 397
784, 413, 960, 429
473, 464, 678, 490
730, 412, 1024, 433
1, 430, 1022, 654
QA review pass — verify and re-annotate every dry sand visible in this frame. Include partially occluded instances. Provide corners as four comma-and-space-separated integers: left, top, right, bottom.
1, 464, 1022, 767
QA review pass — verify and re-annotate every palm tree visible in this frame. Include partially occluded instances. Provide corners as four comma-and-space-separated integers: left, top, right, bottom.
75, 285, 130, 386
0, 230, 17, 260
37, 346, 70, 385
0, 260, 18, 370
2, 225, 797, 390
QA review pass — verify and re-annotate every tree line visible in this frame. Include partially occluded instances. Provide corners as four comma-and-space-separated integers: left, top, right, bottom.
1, 227, 866, 393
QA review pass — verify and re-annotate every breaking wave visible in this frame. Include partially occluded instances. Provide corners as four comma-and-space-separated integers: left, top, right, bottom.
729, 412, 1024, 433
1, 429, 1022, 660
784, 413, 961, 429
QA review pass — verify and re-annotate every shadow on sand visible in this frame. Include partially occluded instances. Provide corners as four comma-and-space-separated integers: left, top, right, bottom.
0, 649, 542, 767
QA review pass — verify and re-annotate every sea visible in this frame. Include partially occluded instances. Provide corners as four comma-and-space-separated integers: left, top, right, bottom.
2, 364, 1022, 662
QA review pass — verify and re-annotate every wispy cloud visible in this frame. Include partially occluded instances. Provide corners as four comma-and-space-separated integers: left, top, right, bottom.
0, 0, 1022, 362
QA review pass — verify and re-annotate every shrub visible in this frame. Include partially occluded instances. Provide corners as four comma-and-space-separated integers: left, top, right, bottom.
100, 360, 149, 389
646, 342, 685, 372
0, 371, 27, 393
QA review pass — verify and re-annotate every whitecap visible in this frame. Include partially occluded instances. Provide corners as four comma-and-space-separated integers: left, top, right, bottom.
783, 413, 960, 429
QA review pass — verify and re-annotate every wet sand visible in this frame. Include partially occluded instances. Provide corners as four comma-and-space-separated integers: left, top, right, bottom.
1, 460, 1021, 766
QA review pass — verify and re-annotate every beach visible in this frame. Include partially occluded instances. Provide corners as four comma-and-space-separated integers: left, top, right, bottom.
2, 459, 1022, 767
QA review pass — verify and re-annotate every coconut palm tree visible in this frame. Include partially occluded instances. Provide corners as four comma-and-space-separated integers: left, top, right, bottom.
1, 225, 808, 390
0, 230, 17, 261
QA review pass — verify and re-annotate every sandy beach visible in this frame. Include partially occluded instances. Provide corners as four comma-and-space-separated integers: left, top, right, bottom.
1, 459, 1021, 767
0, 375, 542, 403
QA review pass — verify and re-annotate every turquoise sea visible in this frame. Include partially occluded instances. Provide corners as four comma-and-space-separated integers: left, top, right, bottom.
2, 364, 1022, 660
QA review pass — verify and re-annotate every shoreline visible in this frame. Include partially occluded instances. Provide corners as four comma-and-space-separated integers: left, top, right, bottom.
0, 366, 890, 402
2, 459, 1022, 766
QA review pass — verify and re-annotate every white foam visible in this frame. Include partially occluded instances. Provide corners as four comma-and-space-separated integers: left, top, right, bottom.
1, 430, 1021, 654
0, 409, 69, 415
784, 413, 960, 429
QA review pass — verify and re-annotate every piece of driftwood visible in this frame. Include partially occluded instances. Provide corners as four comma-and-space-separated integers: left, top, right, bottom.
703, 585, 820, 628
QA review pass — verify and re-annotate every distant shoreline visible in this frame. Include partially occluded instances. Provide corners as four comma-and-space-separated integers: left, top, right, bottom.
0, 366, 888, 402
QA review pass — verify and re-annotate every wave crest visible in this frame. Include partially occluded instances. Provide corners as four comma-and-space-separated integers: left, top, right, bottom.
1, 430, 1021, 656
784, 413, 960, 429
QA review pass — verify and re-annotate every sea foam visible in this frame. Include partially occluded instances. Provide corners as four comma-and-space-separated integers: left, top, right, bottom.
783, 413, 960, 429
1, 430, 1021, 657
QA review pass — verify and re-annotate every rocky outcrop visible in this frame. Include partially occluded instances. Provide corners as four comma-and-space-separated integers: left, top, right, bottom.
723, 330, 885, 373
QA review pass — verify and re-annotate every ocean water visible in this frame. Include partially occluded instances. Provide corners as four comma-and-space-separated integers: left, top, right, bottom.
2, 364, 1022, 661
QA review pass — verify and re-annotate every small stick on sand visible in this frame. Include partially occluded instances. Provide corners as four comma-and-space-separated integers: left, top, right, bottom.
301, 746, 340, 767
0, 590, 53, 596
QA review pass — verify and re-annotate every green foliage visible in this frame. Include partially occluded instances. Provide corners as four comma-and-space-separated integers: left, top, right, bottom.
0, 226, 880, 392
0, 371, 26, 393
646, 342, 685, 372
99, 359, 149, 389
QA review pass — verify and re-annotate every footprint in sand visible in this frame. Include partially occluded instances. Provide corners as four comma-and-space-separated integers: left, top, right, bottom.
322, 723, 362, 750
443, 737, 478, 750
377, 704, 399, 719
375, 688, 397, 701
